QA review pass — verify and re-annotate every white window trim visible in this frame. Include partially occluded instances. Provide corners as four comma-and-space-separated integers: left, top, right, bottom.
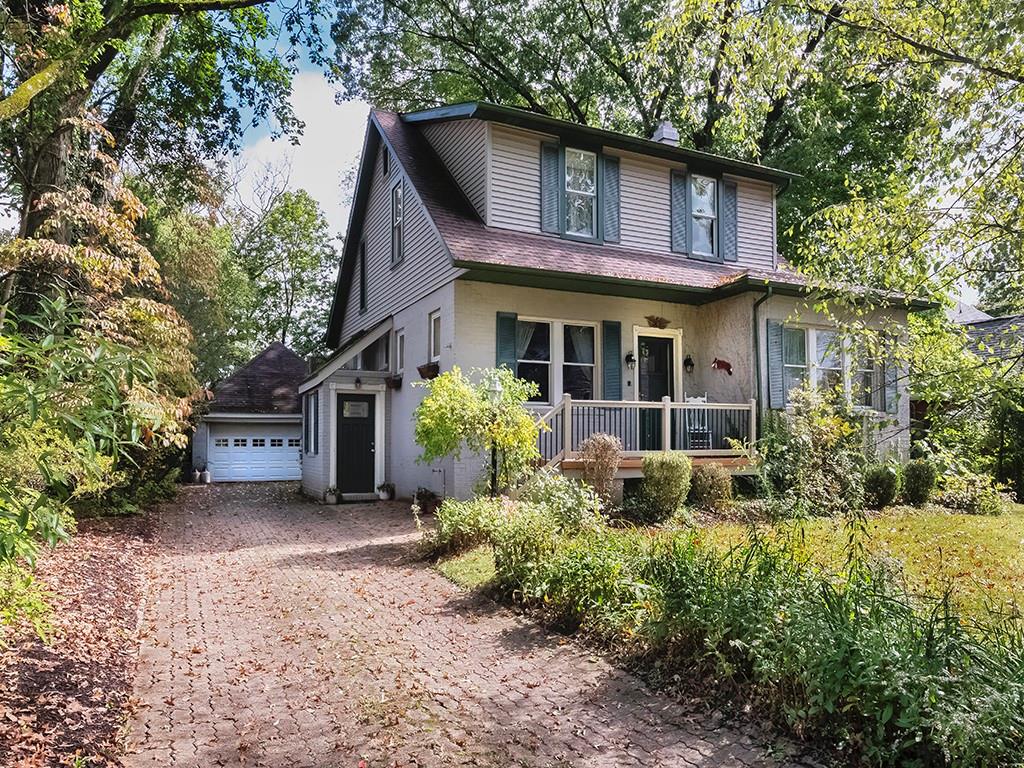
391, 182, 404, 265
690, 174, 718, 259
564, 148, 598, 240
394, 328, 405, 373
518, 317, 601, 406
782, 325, 886, 413
428, 310, 442, 363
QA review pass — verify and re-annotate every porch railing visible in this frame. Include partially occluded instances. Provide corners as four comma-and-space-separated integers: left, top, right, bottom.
536, 394, 757, 467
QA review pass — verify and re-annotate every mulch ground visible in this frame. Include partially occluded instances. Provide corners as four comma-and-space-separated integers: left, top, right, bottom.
0, 514, 152, 767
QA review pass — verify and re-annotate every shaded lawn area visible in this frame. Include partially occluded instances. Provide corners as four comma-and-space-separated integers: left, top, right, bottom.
438, 504, 1024, 620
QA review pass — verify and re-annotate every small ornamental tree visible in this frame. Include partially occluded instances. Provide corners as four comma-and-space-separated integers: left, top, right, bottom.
414, 366, 542, 493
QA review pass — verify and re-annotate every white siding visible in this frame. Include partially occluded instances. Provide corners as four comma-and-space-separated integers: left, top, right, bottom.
422, 119, 488, 219
612, 150, 677, 253
732, 176, 777, 270
485, 122, 780, 270
488, 125, 545, 233
339, 142, 458, 344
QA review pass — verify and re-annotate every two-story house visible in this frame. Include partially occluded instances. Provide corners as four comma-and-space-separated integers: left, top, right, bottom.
299, 102, 927, 501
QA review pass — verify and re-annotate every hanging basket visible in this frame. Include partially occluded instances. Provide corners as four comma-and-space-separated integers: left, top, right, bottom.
417, 362, 440, 380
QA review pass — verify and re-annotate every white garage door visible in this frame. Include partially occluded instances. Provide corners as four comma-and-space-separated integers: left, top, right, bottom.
207, 422, 302, 482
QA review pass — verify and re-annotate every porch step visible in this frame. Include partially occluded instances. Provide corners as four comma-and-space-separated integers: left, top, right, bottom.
560, 455, 756, 477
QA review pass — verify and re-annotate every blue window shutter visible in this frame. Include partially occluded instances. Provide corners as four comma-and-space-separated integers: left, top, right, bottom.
602, 321, 622, 400
602, 155, 620, 243
496, 312, 518, 370
670, 170, 688, 253
722, 180, 738, 262
540, 142, 560, 234
767, 321, 785, 409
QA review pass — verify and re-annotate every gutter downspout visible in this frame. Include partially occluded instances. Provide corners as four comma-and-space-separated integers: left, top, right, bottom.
752, 286, 773, 439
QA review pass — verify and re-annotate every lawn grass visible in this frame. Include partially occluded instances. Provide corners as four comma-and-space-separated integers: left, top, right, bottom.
435, 545, 495, 590
433, 504, 1024, 619
706, 503, 1024, 618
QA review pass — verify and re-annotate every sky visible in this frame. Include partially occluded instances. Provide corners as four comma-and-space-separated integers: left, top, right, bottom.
238, 70, 369, 236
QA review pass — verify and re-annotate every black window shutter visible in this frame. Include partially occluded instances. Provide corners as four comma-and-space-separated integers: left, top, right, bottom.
540, 142, 560, 234
602, 320, 622, 400
496, 312, 519, 370
767, 320, 785, 409
670, 169, 688, 253
722, 180, 738, 262
602, 155, 620, 243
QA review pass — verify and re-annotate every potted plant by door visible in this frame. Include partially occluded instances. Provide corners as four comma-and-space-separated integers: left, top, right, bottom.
376, 482, 395, 501
414, 487, 441, 516
199, 465, 211, 484
324, 486, 339, 505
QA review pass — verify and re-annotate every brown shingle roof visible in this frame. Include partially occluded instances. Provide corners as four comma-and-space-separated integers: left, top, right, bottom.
373, 109, 806, 293
966, 315, 1024, 365
210, 342, 307, 414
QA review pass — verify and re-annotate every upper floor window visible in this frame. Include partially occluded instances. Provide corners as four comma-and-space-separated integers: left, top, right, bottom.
690, 175, 717, 259
428, 310, 441, 362
358, 241, 367, 312
564, 148, 597, 239
391, 183, 404, 265
382, 147, 390, 176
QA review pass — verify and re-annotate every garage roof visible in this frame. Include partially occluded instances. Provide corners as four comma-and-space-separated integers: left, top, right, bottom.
211, 342, 308, 414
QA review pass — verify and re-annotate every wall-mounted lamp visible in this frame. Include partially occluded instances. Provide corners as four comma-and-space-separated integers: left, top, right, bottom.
625, 351, 636, 371
683, 355, 695, 375
355, 377, 362, 389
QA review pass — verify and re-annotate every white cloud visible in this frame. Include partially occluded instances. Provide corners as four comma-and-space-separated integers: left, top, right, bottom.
238, 72, 369, 235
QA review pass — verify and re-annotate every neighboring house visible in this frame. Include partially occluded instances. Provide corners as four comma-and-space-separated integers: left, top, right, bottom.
193, 342, 307, 482
300, 102, 929, 502
965, 314, 1024, 372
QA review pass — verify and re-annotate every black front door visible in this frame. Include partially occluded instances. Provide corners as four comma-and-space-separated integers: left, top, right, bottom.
337, 394, 376, 494
638, 336, 673, 450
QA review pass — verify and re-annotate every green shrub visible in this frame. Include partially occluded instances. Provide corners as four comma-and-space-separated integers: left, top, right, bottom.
626, 452, 692, 524
903, 459, 937, 506
756, 387, 864, 517
936, 473, 1009, 516
427, 496, 506, 555
517, 468, 601, 533
489, 502, 560, 590
688, 464, 733, 510
577, 433, 621, 507
863, 463, 901, 510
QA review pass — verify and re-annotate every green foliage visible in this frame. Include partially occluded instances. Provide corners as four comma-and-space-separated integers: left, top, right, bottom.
439, 492, 1024, 766
757, 387, 864, 517
630, 452, 692, 524
0, 564, 50, 643
688, 464, 734, 511
864, 464, 902, 510
516, 469, 601, 534
427, 496, 507, 556
903, 459, 937, 507
936, 473, 1010, 517
414, 367, 541, 491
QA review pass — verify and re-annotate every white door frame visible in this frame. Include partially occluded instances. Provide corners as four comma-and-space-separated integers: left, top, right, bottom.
329, 382, 386, 498
632, 325, 683, 401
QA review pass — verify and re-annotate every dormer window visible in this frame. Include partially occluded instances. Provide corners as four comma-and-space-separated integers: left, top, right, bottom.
690, 175, 717, 259
564, 148, 597, 239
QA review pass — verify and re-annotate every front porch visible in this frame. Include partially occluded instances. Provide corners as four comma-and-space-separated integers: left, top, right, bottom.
536, 394, 758, 475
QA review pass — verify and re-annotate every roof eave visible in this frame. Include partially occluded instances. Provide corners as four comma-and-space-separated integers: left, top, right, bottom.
401, 102, 800, 187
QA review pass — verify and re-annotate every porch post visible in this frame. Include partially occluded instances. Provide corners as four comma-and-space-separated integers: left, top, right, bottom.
661, 395, 671, 451
562, 393, 573, 457
748, 399, 757, 447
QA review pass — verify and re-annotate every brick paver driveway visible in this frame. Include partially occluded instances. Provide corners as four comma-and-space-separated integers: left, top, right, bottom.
126, 483, 801, 768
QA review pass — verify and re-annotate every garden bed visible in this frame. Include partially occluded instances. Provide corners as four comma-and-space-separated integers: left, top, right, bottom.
0, 514, 152, 767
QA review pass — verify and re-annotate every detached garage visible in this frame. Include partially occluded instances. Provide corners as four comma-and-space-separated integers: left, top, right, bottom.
192, 342, 308, 482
